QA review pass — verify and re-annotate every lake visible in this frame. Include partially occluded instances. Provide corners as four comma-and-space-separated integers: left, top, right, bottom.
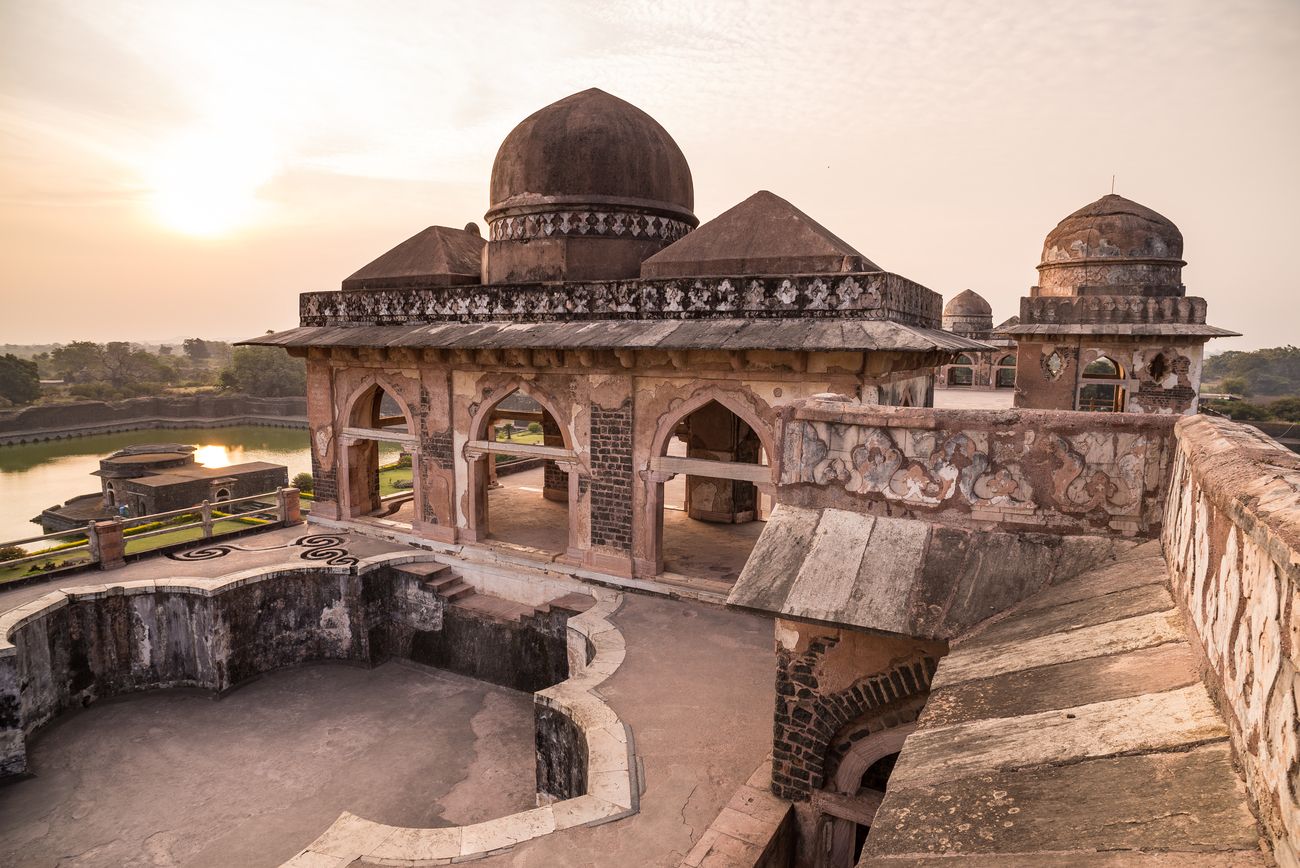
0, 425, 398, 542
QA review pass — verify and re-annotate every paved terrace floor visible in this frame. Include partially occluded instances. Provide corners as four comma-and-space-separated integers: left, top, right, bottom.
863, 540, 1268, 866
371, 465, 765, 584
0, 528, 776, 867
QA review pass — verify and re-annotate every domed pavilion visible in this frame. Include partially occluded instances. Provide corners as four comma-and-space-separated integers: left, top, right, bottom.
1000, 193, 1236, 413
246, 87, 988, 580
935, 289, 1019, 391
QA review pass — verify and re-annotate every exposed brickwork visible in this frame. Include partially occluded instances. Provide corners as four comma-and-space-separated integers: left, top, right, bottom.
424, 429, 454, 467
771, 634, 937, 800
589, 400, 633, 551
311, 452, 337, 503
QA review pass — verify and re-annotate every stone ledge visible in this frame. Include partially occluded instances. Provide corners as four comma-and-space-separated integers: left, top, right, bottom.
679, 758, 795, 868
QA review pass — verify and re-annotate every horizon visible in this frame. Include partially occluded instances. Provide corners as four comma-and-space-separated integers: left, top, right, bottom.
2, 0, 1297, 351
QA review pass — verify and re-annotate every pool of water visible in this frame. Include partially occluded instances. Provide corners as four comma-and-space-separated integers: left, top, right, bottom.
0, 426, 398, 542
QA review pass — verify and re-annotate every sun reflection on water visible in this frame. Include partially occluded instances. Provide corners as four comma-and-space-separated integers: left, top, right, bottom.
192, 445, 233, 467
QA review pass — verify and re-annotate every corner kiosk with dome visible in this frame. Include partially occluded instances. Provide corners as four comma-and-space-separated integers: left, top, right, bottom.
1001, 193, 1237, 414
245, 88, 988, 579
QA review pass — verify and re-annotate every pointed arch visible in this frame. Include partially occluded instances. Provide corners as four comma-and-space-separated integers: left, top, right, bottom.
648, 386, 777, 466
468, 379, 574, 450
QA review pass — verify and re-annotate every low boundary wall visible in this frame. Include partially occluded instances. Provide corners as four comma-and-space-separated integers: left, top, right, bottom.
0, 394, 307, 444
1163, 415, 1300, 865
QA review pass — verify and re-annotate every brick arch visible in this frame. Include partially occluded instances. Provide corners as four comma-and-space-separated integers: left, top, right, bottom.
771, 649, 938, 800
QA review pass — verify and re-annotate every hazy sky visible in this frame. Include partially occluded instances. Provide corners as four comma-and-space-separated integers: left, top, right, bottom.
2, 0, 1296, 351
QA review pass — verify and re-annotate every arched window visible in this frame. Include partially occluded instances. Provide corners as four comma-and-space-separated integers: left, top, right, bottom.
949, 354, 974, 387
995, 354, 1016, 389
1078, 355, 1125, 412
105, 482, 116, 506
215, 488, 231, 503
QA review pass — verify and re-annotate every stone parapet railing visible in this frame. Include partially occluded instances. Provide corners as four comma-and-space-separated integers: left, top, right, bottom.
1017, 293, 1208, 326
1162, 415, 1300, 865
779, 399, 1177, 537
298, 272, 941, 329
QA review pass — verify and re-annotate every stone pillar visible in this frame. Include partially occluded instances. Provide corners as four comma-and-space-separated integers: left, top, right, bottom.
684, 402, 758, 524
91, 518, 125, 570
278, 487, 302, 526
542, 412, 567, 502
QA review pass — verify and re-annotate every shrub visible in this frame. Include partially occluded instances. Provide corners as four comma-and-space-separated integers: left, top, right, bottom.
527, 421, 543, 434
292, 472, 314, 493
1220, 376, 1250, 396
396, 452, 412, 468
0, 545, 26, 562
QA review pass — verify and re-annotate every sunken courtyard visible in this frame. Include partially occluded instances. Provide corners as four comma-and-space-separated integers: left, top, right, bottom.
1, 89, 1295, 868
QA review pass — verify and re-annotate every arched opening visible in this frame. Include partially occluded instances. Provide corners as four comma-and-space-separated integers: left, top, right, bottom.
948, 354, 974, 387
468, 388, 574, 558
652, 397, 773, 583
995, 353, 1016, 389
340, 381, 416, 528
104, 482, 116, 507
214, 488, 231, 503
817, 721, 918, 868
1078, 355, 1125, 412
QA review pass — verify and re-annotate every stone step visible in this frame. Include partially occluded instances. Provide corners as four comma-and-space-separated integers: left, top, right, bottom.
542, 592, 596, 615
393, 562, 451, 581
438, 581, 476, 602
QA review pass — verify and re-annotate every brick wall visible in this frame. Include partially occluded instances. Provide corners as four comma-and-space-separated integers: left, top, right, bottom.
589, 400, 633, 551
772, 632, 937, 801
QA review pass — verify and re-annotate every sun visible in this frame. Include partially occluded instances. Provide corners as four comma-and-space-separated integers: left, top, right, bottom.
146, 128, 274, 237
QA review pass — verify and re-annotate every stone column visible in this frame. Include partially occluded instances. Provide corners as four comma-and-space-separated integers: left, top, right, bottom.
684, 402, 758, 524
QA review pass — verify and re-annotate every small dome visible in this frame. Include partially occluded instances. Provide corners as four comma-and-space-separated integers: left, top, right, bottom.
1041, 194, 1183, 265
487, 88, 695, 224
943, 289, 992, 318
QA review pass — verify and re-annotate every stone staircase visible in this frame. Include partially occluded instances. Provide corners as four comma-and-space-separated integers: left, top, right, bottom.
392, 562, 595, 623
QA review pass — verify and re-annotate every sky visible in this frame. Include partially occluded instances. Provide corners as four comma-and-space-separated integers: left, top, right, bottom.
1, 0, 1296, 351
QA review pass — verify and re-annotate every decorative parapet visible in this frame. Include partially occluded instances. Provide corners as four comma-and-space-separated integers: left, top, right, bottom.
1162, 415, 1300, 865
298, 272, 941, 330
779, 399, 1177, 536
1016, 294, 1208, 327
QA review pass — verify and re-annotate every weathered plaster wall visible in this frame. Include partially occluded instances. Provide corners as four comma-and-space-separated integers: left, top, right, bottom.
779, 399, 1176, 536
1162, 415, 1300, 865
1013, 337, 1204, 415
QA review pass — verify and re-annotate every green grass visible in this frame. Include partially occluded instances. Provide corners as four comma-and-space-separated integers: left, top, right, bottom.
496, 430, 544, 445
378, 465, 413, 497
0, 515, 275, 585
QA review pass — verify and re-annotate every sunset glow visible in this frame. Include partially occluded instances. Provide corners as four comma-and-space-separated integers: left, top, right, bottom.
146, 128, 275, 237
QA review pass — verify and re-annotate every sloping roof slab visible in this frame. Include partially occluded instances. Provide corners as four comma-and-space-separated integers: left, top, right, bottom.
726, 504, 1131, 640
243, 318, 993, 354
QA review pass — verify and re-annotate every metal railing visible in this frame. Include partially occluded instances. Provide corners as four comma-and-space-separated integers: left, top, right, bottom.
0, 488, 302, 583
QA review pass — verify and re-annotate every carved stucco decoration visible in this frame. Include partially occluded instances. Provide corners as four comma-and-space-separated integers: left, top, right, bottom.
798, 420, 1148, 518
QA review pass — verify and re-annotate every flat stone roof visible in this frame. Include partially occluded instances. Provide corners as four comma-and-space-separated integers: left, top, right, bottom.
861, 541, 1266, 864
124, 461, 284, 488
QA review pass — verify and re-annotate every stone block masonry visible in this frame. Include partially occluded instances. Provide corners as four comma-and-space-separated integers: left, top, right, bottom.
1162, 414, 1300, 866
589, 399, 634, 551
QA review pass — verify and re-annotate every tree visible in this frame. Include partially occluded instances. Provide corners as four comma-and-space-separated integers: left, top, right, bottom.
219, 346, 306, 397
292, 472, 314, 493
0, 354, 39, 404
51, 341, 107, 383
183, 338, 210, 360
1220, 376, 1250, 396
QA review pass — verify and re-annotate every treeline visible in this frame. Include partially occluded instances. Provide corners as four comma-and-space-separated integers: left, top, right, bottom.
0, 340, 303, 406
1204, 346, 1300, 399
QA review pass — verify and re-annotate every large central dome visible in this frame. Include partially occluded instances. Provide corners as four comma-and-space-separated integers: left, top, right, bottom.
487, 88, 695, 223
482, 89, 698, 283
